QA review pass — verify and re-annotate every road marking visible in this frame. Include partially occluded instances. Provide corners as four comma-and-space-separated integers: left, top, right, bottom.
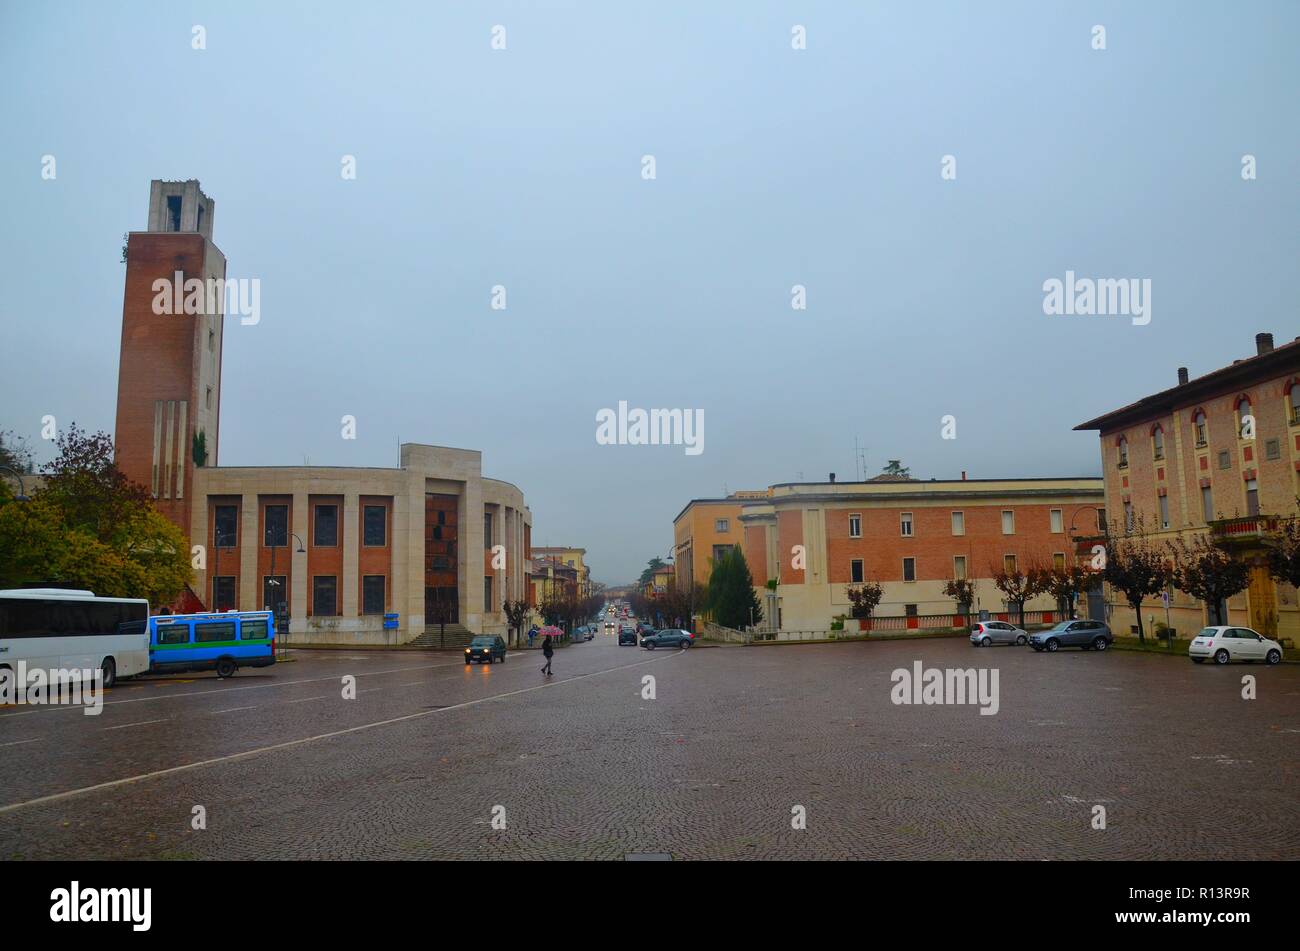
285, 695, 329, 704
0, 738, 40, 748
0, 661, 463, 717
211, 705, 258, 715
0, 653, 678, 814
101, 718, 172, 732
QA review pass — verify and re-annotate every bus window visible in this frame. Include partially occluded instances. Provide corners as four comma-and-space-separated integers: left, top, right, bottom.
156, 622, 191, 646
240, 619, 268, 641
194, 621, 236, 643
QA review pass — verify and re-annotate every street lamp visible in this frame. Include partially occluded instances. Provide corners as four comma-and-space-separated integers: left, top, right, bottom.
0, 467, 30, 502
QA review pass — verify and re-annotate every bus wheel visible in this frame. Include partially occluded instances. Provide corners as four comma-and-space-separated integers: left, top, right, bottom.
215, 658, 237, 679
100, 657, 117, 689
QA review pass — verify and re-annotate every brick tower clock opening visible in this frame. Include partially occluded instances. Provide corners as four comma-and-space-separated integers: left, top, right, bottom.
114, 180, 225, 535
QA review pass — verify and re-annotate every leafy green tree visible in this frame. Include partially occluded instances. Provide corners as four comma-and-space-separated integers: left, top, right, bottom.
0, 424, 192, 607
880, 459, 911, 479
941, 577, 976, 618
638, 556, 667, 589
706, 546, 762, 629
503, 599, 530, 645
0, 430, 35, 474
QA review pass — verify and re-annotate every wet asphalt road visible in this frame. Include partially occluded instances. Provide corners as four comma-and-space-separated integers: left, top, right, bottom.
1, 632, 1297, 859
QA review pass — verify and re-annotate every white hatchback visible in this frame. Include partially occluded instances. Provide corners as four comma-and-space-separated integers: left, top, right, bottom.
1189, 626, 1283, 665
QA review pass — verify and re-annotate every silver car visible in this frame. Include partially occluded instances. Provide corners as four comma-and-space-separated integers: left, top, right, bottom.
969, 621, 1028, 646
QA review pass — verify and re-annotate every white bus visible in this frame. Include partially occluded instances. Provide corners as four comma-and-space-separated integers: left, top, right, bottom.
0, 588, 150, 688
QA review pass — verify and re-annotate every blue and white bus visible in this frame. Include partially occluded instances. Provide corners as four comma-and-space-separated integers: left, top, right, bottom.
0, 588, 150, 688
148, 611, 276, 678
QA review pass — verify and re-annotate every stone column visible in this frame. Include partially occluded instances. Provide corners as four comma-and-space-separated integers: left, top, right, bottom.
291, 489, 309, 638
342, 492, 360, 620
239, 493, 258, 611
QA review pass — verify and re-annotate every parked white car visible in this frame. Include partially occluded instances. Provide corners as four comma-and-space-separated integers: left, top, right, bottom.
1189, 626, 1283, 665
969, 620, 1028, 646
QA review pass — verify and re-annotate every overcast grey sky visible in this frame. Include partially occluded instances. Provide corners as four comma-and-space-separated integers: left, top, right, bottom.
2, 1, 1297, 583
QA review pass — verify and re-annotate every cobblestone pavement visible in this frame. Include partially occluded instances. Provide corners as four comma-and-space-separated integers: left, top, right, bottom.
1, 635, 1297, 859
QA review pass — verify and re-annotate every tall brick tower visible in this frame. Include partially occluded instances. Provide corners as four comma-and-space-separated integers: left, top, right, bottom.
114, 180, 225, 536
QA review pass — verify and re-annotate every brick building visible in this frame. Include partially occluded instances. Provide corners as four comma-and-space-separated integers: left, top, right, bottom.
1075, 331, 1300, 641
733, 475, 1104, 631
113, 180, 532, 644
672, 492, 765, 588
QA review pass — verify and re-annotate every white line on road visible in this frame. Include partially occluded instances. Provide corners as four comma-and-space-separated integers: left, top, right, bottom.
0, 738, 40, 748
210, 706, 259, 715
101, 718, 172, 732
0, 661, 464, 717
0, 653, 678, 814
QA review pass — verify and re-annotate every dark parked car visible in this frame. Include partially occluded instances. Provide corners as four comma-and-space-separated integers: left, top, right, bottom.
465, 635, 507, 664
617, 625, 638, 646
641, 629, 695, 650
1029, 620, 1112, 653
637, 622, 656, 638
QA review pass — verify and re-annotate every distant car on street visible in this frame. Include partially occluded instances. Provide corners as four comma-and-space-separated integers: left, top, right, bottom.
641, 629, 694, 650
968, 621, 1027, 647
1189, 626, 1283, 665
465, 635, 506, 664
1028, 619, 1113, 653
637, 621, 656, 638
604, 620, 616, 633
617, 625, 638, 647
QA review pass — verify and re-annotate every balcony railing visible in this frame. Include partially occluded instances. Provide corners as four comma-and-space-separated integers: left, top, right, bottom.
1208, 514, 1285, 545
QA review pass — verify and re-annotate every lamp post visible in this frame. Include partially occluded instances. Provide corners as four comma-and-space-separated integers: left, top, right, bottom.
0, 467, 30, 502
266, 529, 305, 655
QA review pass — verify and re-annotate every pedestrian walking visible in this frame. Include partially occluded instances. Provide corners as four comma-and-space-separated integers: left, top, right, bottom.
528, 625, 537, 648
540, 634, 554, 676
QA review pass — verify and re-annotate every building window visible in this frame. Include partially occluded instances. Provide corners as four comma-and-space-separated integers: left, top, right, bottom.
1245, 479, 1260, 517
848, 514, 861, 538
1159, 495, 1170, 530
1049, 508, 1063, 533
264, 504, 288, 548
363, 504, 386, 546
712, 544, 734, 563
1117, 437, 1129, 468
212, 576, 236, 612
953, 555, 967, 580
902, 557, 916, 582
208, 329, 215, 352
951, 511, 964, 536
484, 575, 494, 612
1124, 502, 1134, 532
1202, 485, 1214, 522
905, 604, 918, 618
1265, 437, 1281, 461
1194, 411, 1208, 447
166, 195, 182, 231
850, 559, 864, 583
1218, 450, 1231, 470
312, 576, 338, 617
314, 504, 338, 547
1097, 508, 1106, 533
205, 386, 213, 410
1152, 426, 1165, 460
1236, 396, 1253, 438
1001, 510, 1015, 535
483, 512, 493, 549
900, 512, 913, 537
1289, 385, 1300, 426
1053, 552, 1066, 571
362, 576, 385, 615
214, 504, 238, 548
715, 519, 729, 533
1003, 554, 1018, 575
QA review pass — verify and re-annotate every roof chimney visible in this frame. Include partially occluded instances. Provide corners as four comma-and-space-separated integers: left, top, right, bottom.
1256, 332, 1274, 355
1177, 367, 1189, 385
961, 470, 967, 481
829, 472, 836, 483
